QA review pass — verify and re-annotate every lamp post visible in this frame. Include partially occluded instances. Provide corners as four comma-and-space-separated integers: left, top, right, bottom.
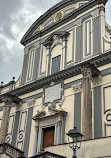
66, 127, 83, 158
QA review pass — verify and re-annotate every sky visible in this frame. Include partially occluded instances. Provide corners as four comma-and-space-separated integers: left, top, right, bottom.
0, 0, 111, 84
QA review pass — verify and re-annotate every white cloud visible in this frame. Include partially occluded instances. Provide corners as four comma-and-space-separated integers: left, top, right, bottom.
106, 1, 111, 26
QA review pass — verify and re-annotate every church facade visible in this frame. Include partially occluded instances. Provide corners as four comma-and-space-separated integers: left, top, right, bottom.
0, 0, 111, 157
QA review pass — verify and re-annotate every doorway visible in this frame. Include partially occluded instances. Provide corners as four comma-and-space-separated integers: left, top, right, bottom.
42, 126, 55, 149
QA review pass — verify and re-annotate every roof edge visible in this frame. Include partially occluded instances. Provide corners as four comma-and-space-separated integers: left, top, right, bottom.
20, 0, 91, 45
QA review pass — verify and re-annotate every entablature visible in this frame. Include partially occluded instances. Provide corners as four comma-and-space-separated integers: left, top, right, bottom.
0, 50, 111, 101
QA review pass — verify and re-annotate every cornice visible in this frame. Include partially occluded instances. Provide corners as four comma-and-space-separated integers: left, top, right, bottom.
0, 51, 111, 102
0, 80, 15, 89
21, 0, 107, 46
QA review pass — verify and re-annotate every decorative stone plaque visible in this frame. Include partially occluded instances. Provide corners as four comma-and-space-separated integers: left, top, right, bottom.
45, 83, 61, 103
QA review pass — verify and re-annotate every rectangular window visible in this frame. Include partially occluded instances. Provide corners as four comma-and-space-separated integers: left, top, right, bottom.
51, 55, 61, 74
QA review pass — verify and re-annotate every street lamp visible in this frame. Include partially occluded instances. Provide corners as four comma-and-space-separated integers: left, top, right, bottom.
66, 127, 83, 158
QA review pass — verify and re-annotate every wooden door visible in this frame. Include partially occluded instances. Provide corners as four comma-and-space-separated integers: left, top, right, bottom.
42, 126, 55, 149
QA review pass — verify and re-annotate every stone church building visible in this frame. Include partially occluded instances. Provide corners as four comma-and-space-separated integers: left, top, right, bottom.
0, 0, 111, 157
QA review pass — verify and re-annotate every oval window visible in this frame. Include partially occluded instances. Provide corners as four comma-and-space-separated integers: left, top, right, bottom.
55, 12, 62, 21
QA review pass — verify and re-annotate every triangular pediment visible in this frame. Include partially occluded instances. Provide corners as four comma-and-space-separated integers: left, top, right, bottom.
32, 110, 46, 120
33, 109, 67, 121
20, 0, 91, 46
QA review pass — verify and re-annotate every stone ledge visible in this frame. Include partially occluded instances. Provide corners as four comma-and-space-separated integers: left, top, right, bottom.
30, 151, 66, 158
0, 143, 25, 158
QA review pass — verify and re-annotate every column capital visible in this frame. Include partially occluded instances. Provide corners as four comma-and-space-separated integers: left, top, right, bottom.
2, 94, 21, 104
82, 67, 92, 79
34, 42, 40, 49
46, 44, 51, 50
57, 116, 62, 126
57, 120, 62, 126
43, 41, 52, 49
2, 97, 12, 105
35, 121, 39, 130
60, 32, 70, 41
24, 47, 28, 54
81, 64, 100, 78
75, 19, 82, 27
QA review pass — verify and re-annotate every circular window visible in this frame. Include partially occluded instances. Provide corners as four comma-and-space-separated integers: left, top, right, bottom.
55, 12, 62, 21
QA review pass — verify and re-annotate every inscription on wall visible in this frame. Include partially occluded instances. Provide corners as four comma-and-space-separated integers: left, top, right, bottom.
44, 83, 62, 103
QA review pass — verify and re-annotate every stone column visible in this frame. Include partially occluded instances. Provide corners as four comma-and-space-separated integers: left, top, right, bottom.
0, 97, 12, 144
56, 117, 62, 145
82, 67, 92, 140
37, 126, 42, 154
54, 123, 58, 145
33, 121, 39, 155
62, 37, 67, 70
